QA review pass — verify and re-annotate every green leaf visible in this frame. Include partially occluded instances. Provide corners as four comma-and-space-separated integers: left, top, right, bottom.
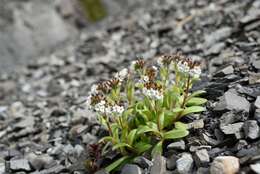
127, 129, 137, 146
158, 111, 165, 130
112, 143, 132, 151
147, 122, 158, 130
172, 107, 184, 113
164, 128, 189, 140
105, 156, 132, 172
181, 106, 206, 116
189, 90, 206, 98
137, 125, 155, 135
151, 141, 163, 157
186, 97, 207, 106
134, 142, 152, 154
98, 136, 113, 143
174, 122, 188, 130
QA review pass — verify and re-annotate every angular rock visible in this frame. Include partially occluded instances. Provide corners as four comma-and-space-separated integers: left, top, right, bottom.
133, 156, 153, 169
176, 153, 194, 174
194, 149, 210, 167
28, 153, 55, 170
220, 122, 244, 135
250, 163, 260, 174
204, 27, 232, 48
167, 140, 185, 151
150, 155, 166, 174
10, 159, 31, 171
120, 164, 142, 174
255, 96, 260, 109
243, 120, 260, 140
197, 167, 209, 174
210, 156, 239, 174
166, 155, 178, 170
95, 169, 109, 174
215, 91, 250, 112
255, 109, 260, 123
214, 65, 234, 77
253, 60, 260, 70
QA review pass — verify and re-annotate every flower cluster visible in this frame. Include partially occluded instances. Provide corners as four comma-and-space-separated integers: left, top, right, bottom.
157, 54, 202, 78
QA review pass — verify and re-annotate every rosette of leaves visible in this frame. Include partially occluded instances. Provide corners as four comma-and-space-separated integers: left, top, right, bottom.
86, 54, 207, 173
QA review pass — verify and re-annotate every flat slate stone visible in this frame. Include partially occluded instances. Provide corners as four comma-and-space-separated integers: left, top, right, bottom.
10, 159, 31, 171
215, 91, 250, 112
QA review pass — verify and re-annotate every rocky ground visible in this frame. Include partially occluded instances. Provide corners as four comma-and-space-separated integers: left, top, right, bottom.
1, 0, 260, 173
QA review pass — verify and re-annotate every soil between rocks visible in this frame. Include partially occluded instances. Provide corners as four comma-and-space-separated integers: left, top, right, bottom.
1, 0, 260, 174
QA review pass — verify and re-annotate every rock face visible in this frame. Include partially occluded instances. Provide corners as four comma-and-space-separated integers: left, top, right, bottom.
0, 0, 76, 73
210, 156, 239, 174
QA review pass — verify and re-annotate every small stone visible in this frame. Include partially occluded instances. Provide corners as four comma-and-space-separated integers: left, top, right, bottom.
234, 140, 248, 151
167, 140, 185, 151
120, 164, 142, 174
133, 156, 153, 169
214, 65, 234, 77
10, 159, 31, 171
82, 133, 98, 144
220, 122, 243, 135
215, 91, 250, 112
255, 96, 260, 109
204, 27, 232, 48
197, 167, 209, 174
253, 60, 260, 70
176, 153, 194, 174
250, 163, 260, 174
0, 163, 5, 174
150, 155, 166, 174
166, 155, 178, 170
95, 169, 109, 174
188, 119, 204, 129
255, 109, 260, 123
28, 153, 55, 170
243, 120, 260, 140
194, 149, 210, 167
210, 156, 239, 174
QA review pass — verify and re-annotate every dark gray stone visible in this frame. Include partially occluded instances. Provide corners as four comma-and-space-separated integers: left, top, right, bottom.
255, 96, 260, 109
120, 164, 142, 174
176, 153, 194, 174
194, 149, 210, 167
255, 109, 260, 123
133, 156, 153, 169
150, 155, 166, 174
167, 140, 185, 151
166, 155, 178, 170
243, 120, 260, 140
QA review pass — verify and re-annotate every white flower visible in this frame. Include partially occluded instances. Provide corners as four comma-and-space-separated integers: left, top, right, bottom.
130, 61, 137, 70
115, 68, 128, 81
90, 85, 98, 95
177, 61, 190, 74
152, 66, 158, 71
112, 105, 124, 115
143, 88, 163, 100
138, 75, 150, 84
157, 57, 164, 67
189, 66, 201, 78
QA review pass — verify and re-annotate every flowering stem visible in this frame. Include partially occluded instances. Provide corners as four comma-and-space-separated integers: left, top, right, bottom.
181, 75, 191, 108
